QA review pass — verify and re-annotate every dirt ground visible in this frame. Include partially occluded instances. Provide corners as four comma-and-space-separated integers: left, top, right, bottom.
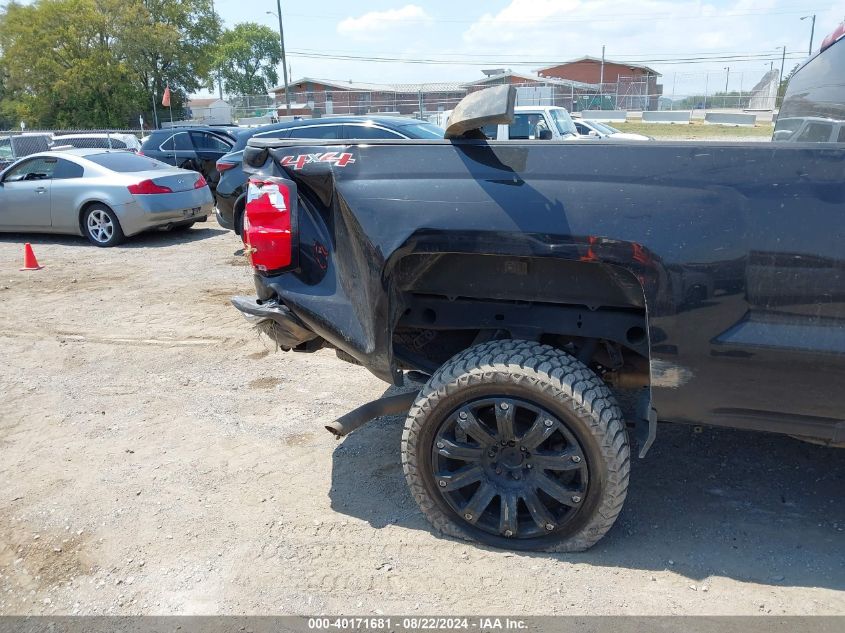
0, 220, 843, 616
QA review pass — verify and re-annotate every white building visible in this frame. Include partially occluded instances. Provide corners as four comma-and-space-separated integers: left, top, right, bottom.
186, 98, 233, 125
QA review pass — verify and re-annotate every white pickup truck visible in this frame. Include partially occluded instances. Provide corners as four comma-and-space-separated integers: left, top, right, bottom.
480, 105, 583, 141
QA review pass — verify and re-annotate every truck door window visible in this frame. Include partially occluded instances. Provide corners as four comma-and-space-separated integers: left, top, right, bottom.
795, 121, 834, 142
549, 109, 577, 136
509, 114, 539, 139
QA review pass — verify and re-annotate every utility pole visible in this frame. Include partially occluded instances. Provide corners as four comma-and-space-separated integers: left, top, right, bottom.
599, 44, 604, 94
724, 66, 730, 93
801, 15, 816, 55
703, 73, 709, 110
671, 73, 676, 110
275, 0, 291, 114
212, 0, 223, 100
151, 89, 159, 129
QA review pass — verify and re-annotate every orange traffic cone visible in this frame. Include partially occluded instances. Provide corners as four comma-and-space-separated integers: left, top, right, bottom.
20, 243, 43, 271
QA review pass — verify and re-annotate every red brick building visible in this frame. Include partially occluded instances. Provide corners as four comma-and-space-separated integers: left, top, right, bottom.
272, 78, 465, 117
536, 57, 663, 110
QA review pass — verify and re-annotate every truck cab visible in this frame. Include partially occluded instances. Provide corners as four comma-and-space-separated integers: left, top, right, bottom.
481, 105, 581, 141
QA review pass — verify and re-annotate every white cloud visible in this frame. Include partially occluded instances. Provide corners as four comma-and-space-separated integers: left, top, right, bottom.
458, 0, 824, 92
337, 4, 433, 41
462, 0, 770, 49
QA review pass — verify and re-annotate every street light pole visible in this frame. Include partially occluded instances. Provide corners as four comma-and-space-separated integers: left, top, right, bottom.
801, 15, 816, 56
274, 0, 291, 115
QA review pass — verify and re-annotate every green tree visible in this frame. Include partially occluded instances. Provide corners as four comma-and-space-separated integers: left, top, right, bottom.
119, 0, 222, 119
214, 22, 282, 96
0, 0, 221, 128
0, 0, 144, 127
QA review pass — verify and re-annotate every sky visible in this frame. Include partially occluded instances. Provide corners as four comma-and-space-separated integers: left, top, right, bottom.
209, 0, 845, 97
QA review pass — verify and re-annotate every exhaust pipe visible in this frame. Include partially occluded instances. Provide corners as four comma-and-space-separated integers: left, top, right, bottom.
325, 390, 419, 438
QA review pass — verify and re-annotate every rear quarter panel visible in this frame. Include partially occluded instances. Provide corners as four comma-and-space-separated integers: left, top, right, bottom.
249, 139, 845, 435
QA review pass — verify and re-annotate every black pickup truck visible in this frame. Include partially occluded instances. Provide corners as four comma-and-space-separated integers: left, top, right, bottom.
233, 29, 845, 552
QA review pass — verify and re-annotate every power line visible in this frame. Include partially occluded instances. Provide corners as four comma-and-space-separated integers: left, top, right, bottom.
287, 49, 807, 67
290, 46, 803, 60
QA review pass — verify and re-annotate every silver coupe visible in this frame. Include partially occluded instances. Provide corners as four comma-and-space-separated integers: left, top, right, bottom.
0, 149, 214, 246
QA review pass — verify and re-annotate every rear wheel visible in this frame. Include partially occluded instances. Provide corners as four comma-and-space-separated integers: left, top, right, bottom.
83, 204, 125, 247
401, 339, 630, 552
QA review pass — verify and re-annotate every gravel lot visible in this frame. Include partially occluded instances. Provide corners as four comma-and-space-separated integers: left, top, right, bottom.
0, 220, 843, 615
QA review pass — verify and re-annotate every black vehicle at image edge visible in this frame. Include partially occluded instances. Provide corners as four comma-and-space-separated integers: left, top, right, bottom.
214, 116, 445, 235
232, 26, 845, 553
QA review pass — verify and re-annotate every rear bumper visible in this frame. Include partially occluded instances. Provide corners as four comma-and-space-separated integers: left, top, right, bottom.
231, 296, 318, 349
117, 188, 214, 236
215, 208, 234, 230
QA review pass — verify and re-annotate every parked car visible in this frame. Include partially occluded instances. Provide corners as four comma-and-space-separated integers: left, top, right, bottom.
52, 133, 142, 152
232, 23, 845, 555
214, 116, 444, 234
0, 149, 212, 246
139, 126, 239, 193
480, 106, 582, 140
573, 119, 652, 141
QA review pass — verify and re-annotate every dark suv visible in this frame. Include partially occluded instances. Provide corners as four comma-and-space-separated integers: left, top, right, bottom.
214, 116, 444, 234
139, 126, 240, 192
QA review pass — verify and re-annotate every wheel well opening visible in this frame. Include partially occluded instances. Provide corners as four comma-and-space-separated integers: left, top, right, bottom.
78, 201, 108, 232
390, 253, 651, 391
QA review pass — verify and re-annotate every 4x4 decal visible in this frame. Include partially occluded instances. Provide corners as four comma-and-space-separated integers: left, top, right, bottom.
279, 152, 356, 170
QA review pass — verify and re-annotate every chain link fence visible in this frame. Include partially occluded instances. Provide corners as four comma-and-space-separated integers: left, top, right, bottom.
261, 74, 780, 124
0, 129, 147, 169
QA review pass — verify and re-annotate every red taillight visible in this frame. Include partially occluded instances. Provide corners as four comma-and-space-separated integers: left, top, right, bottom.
128, 179, 172, 195
821, 23, 845, 52
194, 174, 207, 189
243, 178, 293, 273
216, 161, 236, 172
